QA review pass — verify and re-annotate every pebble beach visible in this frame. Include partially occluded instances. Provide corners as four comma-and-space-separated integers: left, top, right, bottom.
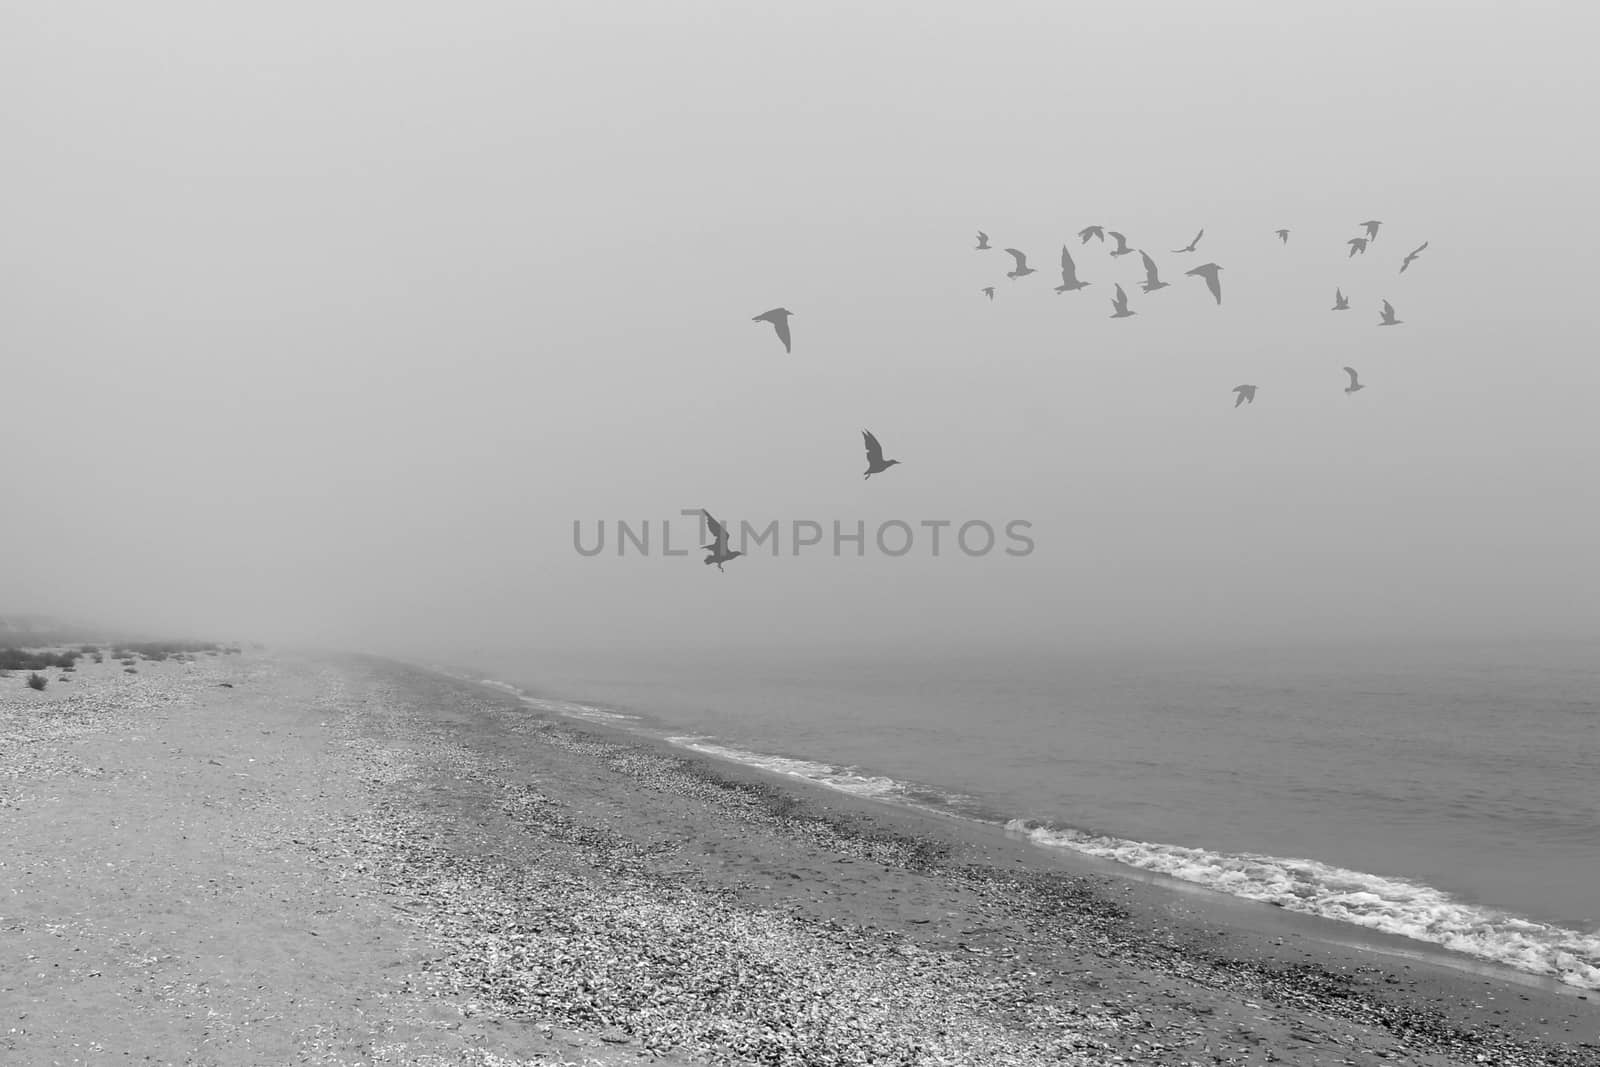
2, 650, 1596, 1066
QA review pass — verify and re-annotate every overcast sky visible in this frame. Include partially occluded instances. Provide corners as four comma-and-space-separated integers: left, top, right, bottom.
3, 1, 1598, 663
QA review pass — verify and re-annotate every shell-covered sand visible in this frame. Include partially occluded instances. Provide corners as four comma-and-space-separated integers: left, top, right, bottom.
2, 650, 1596, 1066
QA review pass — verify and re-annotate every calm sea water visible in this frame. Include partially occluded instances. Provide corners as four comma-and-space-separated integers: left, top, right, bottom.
477, 639, 1600, 988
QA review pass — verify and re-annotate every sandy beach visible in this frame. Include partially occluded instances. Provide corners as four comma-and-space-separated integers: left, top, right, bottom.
2, 649, 1596, 1066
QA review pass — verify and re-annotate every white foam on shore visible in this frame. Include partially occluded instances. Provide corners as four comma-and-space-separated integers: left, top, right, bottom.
665, 736, 948, 807
1006, 819, 1600, 991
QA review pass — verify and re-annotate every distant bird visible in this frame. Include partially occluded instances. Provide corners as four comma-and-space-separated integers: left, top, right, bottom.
1003, 248, 1036, 279
1078, 225, 1105, 244
701, 511, 744, 572
1109, 283, 1136, 319
1054, 246, 1090, 293
1275, 229, 1290, 245
1138, 250, 1169, 293
1233, 384, 1257, 407
752, 308, 794, 353
1185, 262, 1223, 305
1343, 366, 1365, 394
862, 430, 901, 479
1171, 229, 1204, 253
1361, 220, 1382, 242
1332, 287, 1350, 311
1400, 241, 1428, 274
981, 286, 995, 301
1107, 231, 1134, 257
975, 230, 991, 250
1378, 299, 1402, 326
1348, 237, 1369, 257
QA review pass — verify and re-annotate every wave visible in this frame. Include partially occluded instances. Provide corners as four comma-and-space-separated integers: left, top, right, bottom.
1006, 819, 1600, 991
666, 736, 973, 814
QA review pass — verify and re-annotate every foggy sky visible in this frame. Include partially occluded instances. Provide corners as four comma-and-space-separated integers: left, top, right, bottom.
4, 1, 1598, 663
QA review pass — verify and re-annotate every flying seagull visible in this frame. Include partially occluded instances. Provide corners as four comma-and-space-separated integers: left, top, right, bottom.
1109, 283, 1136, 319
1400, 241, 1428, 274
1003, 247, 1036, 279
1275, 229, 1290, 245
701, 511, 744, 573
1055, 246, 1090, 293
1138, 250, 1169, 293
1361, 220, 1382, 242
862, 430, 901, 480
981, 286, 995, 301
1078, 225, 1105, 244
1343, 366, 1365, 394
1378, 299, 1402, 326
752, 308, 794, 353
1332, 287, 1350, 311
1233, 384, 1258, 407
1107, 231, 1135, 257
1348, 237, 1369, 257
1185, 262, 1223, 305
1172, 229, 1204, 253
975, 230, 991, 250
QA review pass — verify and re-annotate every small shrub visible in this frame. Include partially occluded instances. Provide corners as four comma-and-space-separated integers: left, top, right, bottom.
124, 666, 138, 674
26, 672, 47, 691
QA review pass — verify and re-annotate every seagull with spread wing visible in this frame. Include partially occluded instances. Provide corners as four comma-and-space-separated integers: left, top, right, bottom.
1332, 287, 1350, 311
1378, 299, 1402, 326
1185, 262, 1224, 305
1107, 230, 1135, 257
1348, 237, 1368, 257
1361, 220, 1383, 242
1003, 247, 1036, 279
1172, 229, 1204, 253
1055, 246, 1090, 293
981, 286, 995, 301
1138, 250, 1169, 292
1109, 283, 1136, 319
1343, 366, 1365, 394
1400, 242, 1428, 273
1078, 225, 1105, 244
975, 230, 991, 250
1275, 228, 1290, 245
1233, 384, 1257, 407
701, 511, 744, 572
752, 308, 794, 353
862, 430, 901, 479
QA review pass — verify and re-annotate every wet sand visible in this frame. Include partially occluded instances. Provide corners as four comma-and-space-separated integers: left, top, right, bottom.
2, 650, 1595, 1065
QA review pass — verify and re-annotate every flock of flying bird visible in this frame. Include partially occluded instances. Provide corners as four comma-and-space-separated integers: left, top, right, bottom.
717, 221, 1429, 573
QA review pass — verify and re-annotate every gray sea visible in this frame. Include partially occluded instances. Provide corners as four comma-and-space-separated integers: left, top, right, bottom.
472, 638, 1600, 989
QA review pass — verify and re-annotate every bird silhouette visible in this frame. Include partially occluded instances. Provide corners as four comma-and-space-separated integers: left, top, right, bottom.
1078, 226, 1105, 244
1003, 248, 1036, 279
1107, 231, 1135, 257
975, 230, 991, 250
1233, 384, 1258, 407
981, 286, 995, 301
702, 511, 744, 572
752, 308, 794, 353
1172, 229, 1204, 253
1138, 250, 1169, 292
1361, 220, 1382, 242
1348, 237, 1369, 257
1343, 366, 1365, 394
1109, 283, 1136, 319
862, 430, 901, 479
1055, 246, 1090, 293
1378, 299, 1402, 326
1400, 242, 1428, 273
1275, 229, 1290, 244
1332, 287, 1350, 311
1185, 262, 1224, 305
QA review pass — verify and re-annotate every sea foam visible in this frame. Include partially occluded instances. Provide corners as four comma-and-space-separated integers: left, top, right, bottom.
1006, 819, 1600, 990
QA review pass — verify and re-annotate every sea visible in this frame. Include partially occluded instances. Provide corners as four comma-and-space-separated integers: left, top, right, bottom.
463, 638, 1600, 990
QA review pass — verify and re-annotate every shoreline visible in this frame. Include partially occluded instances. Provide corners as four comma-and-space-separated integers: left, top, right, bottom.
3, 649, 1596, 1065
441, 661, 1600, 1000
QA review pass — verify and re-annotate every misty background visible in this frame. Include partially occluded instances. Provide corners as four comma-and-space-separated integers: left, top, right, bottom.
4, 1, 1598, 666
